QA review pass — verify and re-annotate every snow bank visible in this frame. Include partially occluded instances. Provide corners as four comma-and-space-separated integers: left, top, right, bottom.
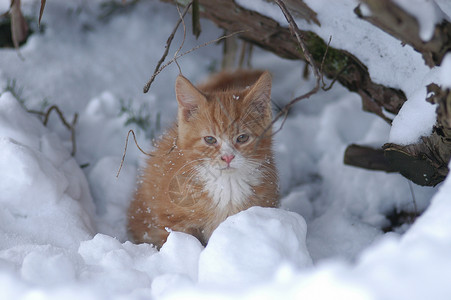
0, 93, 315, 298
163, 161, 451, 300
354, 163, 451, 300
0, 92, 95, 250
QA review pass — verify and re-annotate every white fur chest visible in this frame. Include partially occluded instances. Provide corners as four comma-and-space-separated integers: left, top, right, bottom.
198, 165, 261, 212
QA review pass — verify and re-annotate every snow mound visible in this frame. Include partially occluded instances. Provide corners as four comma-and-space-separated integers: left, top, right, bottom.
199, 207, 312, 287
0, 92, 95, 250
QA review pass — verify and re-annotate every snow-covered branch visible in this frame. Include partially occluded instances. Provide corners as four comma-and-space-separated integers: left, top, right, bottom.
160, 0, 407, 122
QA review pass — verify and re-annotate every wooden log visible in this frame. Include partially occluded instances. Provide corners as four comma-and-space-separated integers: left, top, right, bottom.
344, 144, 394, 172
382, 84, 451, 186
160, 0, 407, 121
349, 85, 451, 186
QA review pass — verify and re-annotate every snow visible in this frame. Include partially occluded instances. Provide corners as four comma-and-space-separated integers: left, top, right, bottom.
237, 0, 430, 93
394, 0, 448, 41
0, 92, 95, 250
390, 51, 451, 144
198, 207, 312, 287
440, 53, 451, 88
388, 68, 439, 145
237, 0, 451, 145
0, 0, 450, 299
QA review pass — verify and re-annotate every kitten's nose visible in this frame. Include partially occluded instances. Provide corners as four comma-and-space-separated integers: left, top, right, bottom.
221, 154, 235, 164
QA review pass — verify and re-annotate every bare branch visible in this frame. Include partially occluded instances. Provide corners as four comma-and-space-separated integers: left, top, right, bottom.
143, 1, 193, 93
320, 36, 332, 89
143, 30, 246, 92
261, 0, 322, 138
275, 0, 320, 82
143, 0, 246, 93
322, 64, 349, 91
42, 105, 78, 156
69, 113, 78, 156
173, 2, 188, 74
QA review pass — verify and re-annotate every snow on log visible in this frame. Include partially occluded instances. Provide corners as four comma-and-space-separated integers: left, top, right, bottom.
160, 0, 407, 121
356, 0, 451, 67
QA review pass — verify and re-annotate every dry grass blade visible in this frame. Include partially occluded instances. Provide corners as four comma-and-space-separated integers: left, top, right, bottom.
116, 129, 152, 178
39, 0, 46, 26
10, 0, 28, 50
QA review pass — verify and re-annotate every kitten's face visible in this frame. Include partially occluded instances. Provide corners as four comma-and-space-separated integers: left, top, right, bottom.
175, 72, 273, 175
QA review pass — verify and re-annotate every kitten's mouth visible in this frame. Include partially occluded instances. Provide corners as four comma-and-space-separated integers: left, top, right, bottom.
218, 166, 235, 172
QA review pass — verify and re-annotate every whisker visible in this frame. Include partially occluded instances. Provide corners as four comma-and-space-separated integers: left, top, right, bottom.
173, 158, 208, 176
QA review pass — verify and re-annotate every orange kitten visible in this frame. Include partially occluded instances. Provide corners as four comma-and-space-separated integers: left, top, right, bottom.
128, 70, 279, 248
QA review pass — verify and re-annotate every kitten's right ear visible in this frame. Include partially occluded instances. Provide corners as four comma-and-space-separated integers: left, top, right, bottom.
175, 75, 206, 122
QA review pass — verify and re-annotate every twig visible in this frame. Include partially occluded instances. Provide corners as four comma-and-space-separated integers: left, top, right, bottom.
318, 35, 350, 91
322, 64, 348, 91
44, 105, 70, 127
143, 30, 246, 92
261, 0, 321, 138
69, 113, 78, 156
42, 105, 78, 156
143, 1, 193, 93
173, 2, 187, 73
320, 36, 332, 87
275, 0, 320, 80
116, 129, 152, 178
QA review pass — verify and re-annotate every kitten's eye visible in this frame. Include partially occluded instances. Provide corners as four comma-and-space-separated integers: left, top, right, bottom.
236, 134, 249, 143
204, 136, 217, 145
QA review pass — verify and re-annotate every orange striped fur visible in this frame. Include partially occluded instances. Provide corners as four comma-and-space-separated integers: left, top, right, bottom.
128, 70, 279, 248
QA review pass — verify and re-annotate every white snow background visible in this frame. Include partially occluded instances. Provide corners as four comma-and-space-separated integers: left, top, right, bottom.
0, 0, 450, 299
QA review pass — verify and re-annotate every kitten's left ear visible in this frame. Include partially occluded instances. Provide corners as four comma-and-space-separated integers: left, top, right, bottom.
243, 71, 272, 117
175, 74, 206, 121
